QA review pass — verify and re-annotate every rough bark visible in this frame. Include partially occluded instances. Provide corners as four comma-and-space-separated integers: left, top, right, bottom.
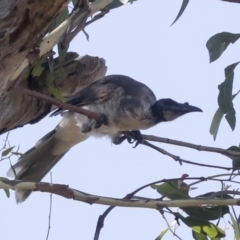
0, 53, 107, 134
0, 0, 71, 94
0, 0, 108, 133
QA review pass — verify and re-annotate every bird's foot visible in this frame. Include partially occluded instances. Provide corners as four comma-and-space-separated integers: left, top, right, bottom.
128, 130, 143, 148
94, 114, 108, 129
119, 131, 143, 148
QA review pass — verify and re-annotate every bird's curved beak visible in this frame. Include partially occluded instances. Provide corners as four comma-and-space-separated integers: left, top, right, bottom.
162, 103, 202, 121
170, 103, 203, 114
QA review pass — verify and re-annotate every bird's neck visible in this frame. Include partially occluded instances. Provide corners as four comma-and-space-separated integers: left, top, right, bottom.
150, 103, 166, 123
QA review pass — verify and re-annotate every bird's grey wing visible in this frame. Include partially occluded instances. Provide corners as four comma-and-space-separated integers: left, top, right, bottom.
51, 76, 119, 116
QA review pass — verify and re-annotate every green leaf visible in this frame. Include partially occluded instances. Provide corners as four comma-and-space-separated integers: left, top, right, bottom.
225, 110, 236, 130
217, 62, 240, 131
171, 0, 189, 26
179, 215, 225, 238
2, 146, 15, 157
151, 180, 189, 200
206, 32, 240, 62
192, 231, 208, 240
155, 227, 170, 240
209, 108, 224, 140
31, 62, 45, 77
230, 213, 240, 240
225, 61, 240, 77
0, 177, 10, 198
210, 89, 240, 140
218, 69, 236, 114
182, 205, 229, 221
45, 69, 66, 101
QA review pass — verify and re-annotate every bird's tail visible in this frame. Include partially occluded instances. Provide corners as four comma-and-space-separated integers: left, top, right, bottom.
7, 125, 89, 203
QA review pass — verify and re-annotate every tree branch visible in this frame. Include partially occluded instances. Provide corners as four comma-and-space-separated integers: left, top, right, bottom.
9, 86, 99, 120
141, 139, 232, 170
1, 180, 240, 207
141, 134, 240, 158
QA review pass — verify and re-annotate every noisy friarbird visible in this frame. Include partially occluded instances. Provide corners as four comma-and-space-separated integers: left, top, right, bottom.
7, 75, 202, 203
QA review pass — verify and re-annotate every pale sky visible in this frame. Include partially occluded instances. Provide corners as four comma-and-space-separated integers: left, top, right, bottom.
1, 1, 240, 240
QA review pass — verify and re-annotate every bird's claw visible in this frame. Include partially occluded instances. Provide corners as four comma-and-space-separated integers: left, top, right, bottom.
114, 131, 143, 147
129, 130, 143, 148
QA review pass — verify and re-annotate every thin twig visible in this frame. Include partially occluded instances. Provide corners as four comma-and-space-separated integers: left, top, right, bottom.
46, 172, 53, 240
94, 206, 114, 240
62, 3, 91, 47
161, 213, 182, 240
9, 86, 99, 120
141, 134, 240, 158
141, 139, 232, 170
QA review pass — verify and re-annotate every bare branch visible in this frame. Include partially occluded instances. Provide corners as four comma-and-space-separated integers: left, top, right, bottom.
46, 172, 53, 240
9, 86, 99, 121
142, 134, 240, 158
140, 139, 232, 170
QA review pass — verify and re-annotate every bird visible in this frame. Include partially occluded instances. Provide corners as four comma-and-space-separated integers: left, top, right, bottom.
7, 74, 202, 203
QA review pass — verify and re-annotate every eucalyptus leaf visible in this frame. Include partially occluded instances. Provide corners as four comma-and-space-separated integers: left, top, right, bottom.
152, 180, 189, 200
45, 69, 66, 101
179, 216, 225, 238
182, 205, 229, 221
2, 146, 15, 157
212, 62, 240, 137
171, 0, 189, 26
192, 231, 208, 240
210, 88, 240, 140
0, 177, 10, 198
31, 62, 45, 78
209, 108, 224, 140
206, 32, 240, 62
155, 227, 170, 240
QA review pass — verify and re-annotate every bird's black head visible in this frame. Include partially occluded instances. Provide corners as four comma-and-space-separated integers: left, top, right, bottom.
151, 98, 202, 123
